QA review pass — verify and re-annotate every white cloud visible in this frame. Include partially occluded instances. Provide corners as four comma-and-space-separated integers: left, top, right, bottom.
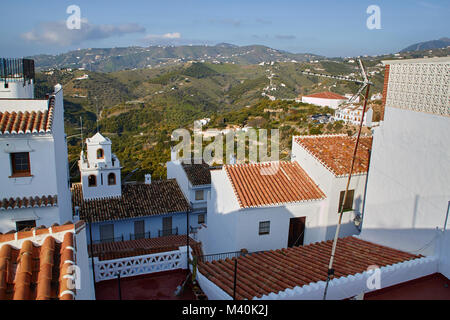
143, 32, 182, 40
21, 20, 145, 46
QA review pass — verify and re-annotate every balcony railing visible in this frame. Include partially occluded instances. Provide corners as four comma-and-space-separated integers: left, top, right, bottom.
93, 235, 124, 244
158, 227, 179, 237
0, 58, 35, 82
129, 232, 151, 241
197, 249, 267, 263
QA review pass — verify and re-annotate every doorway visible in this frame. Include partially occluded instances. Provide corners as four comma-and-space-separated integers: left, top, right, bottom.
288, 217, 306, 247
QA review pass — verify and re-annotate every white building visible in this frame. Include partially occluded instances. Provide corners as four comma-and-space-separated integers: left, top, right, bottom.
333, 104, 373, 126
359, 57, 450, 278
0, 58, 72, 233
167, 154, 211, 222
300, 91, 348, 109
199, 161, 326, 255
291, 134, 373, 240
78, 132, 122, 200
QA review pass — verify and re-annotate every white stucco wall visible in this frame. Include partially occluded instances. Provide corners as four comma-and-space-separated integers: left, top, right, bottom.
74, 223, 96, 300
360, 106, 450, 259
0, 80, 34, 99
203, 169, 327, 255
291, 138, 368, 240
0, 87, 73, 231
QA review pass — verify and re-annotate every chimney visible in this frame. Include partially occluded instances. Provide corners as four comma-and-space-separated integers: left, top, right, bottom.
145, 174, 152, 184
171, 147, 177, 161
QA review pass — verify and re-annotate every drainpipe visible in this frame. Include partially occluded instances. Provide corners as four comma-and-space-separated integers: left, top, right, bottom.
359, 148, 372, 232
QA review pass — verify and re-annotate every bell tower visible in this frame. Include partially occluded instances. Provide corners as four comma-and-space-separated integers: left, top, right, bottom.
78, 132, 122, 199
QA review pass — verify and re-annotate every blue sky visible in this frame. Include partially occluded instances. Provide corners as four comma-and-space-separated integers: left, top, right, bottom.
1, 0, 448, 57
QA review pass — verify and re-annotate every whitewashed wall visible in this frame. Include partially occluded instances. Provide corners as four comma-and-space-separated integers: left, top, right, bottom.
301, 97, 346, 109
361, 106, 450, 259
291, 138, 367, 240
203, 169, 327, 255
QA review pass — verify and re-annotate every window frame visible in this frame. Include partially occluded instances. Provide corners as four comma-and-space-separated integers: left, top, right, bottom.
195, 190, 204, 201
198, 214, 205, 224
97, 148, 104, 159
107, 172, 116, 185
88, 174, 97, 187
338, 189, 355, 212
10, 152, 31, 177
259, 221, 270, 235
16, 220, 36, 232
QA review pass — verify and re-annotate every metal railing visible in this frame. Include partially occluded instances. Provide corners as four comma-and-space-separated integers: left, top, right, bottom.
0, 58, 35, 82
129, 232, 151, 240
197, 249, 267, 263
93, 235, 124, 244
158, 227, 179, 237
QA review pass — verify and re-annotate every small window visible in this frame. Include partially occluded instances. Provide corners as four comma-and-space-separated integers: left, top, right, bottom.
88, 175, 97, 187
10, 152, 31, 177
338, 189, 355, 212
195, 190, 204, 201
97, 148, 104, 159
198, 214, 205, 224
4, 83, 8, 89
16, 220, 36, 232
99, 224, 114, 242
259, 221, 270, 235
108, 173, 116, 185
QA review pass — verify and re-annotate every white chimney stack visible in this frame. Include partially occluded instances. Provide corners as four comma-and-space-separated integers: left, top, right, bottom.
145, 174, 152, 184
171, 147, 177, 161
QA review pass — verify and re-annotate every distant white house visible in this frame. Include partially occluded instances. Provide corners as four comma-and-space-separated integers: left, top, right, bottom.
0, 58, 72, 233
370, 92, 383, 100
75, 74, 89, 80
333, 104, 373, 126
299, 91, 347, 109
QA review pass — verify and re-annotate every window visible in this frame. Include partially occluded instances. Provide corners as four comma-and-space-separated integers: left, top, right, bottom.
338, 189, 355, 212
195, 190, 204, 201
198, 214, 205, 224
10, 152, 31, 177
134, 220, 145, 239
259, 221, 270, 235
16, 220, 36, 232
99, 224, 114, 242
108, 173, 116, 185
88, 175, 97, 187
97, 148, 104, 159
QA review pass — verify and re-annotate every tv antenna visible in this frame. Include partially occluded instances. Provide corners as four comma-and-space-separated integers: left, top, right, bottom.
301, 58, 373, 300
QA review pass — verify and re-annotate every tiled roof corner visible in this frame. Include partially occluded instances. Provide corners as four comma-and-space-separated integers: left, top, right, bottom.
224, 161, 325, 209
0, 223, 77, 300
294, 134, 373, 177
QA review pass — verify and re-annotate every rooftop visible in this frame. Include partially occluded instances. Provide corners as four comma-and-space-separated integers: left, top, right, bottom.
0, 222, 83, 300
89, 234, 203, 261
0, 195, 58, 211
71, 180, 190, 223
197, 236, 422, 300
224, 161, 325, 209
0, 97, 55, 135
303, 91, 347, 100
294, 134, 373, 177
182, 160, 211, 186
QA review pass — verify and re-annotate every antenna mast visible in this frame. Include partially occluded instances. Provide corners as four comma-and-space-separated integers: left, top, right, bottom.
299, 58, 373, 299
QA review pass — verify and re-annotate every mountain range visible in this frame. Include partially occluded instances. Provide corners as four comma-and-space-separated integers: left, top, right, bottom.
400, 37, 450, 52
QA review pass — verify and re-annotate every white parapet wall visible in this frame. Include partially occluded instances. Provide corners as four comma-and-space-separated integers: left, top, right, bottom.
195, 252, 439, 300
94, 246, 190, 282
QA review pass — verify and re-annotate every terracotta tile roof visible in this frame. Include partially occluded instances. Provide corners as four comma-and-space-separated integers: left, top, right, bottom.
294, 134, 373, 176
0, 222, 81, 300
0, 195, 57, 211
182, 161, 211, 186
303, 91, 347, 100
198, 236, 422, 300
89, 235, 202, 260
224, 161, 325, 208
71, 180, 190, 223
0, 98, 55, 135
